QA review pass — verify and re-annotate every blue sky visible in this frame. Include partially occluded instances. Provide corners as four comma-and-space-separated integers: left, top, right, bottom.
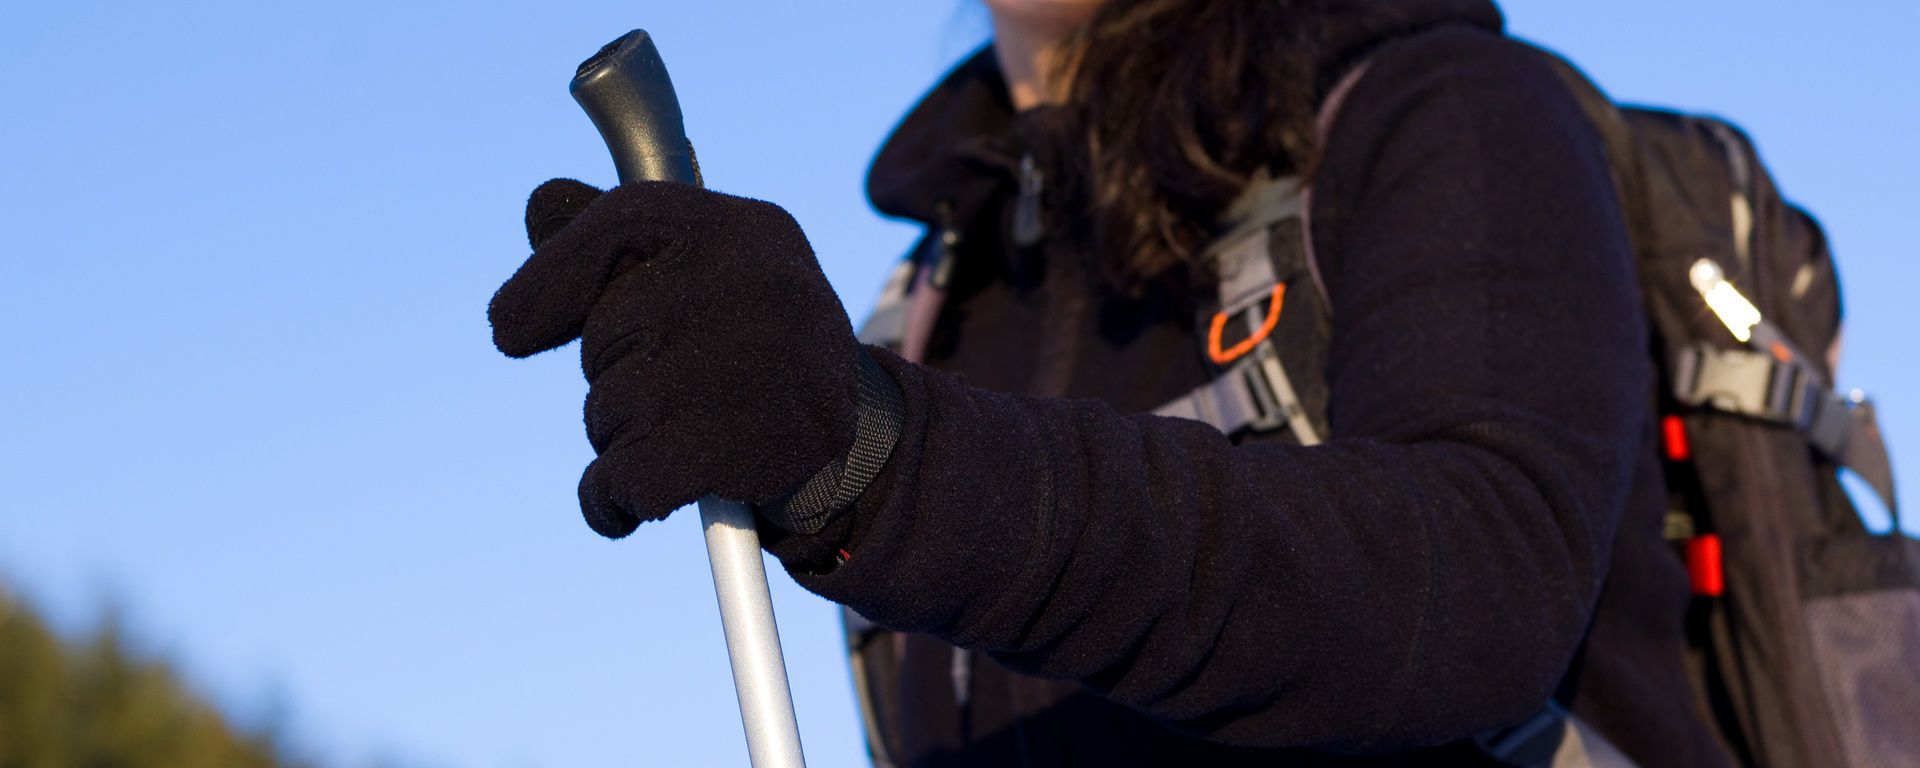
2, 1, 1914, 766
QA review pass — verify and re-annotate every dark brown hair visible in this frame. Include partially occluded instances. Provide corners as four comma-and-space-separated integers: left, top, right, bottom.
1045, 0, 1326, 289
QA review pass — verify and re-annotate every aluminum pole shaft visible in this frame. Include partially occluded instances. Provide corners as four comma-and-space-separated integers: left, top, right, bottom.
700, 498, 807, 768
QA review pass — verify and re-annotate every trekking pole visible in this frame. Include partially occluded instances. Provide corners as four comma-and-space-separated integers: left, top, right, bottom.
569, 30, 807, 768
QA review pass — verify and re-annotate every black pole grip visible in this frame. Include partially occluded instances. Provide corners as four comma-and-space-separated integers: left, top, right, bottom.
570, 30, 702, 187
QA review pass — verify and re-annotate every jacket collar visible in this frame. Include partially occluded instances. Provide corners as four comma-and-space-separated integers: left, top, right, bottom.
863, 0, 1507, 229
865, 45, 1022, 230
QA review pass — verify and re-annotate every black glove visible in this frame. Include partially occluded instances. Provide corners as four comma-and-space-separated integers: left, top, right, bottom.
490, 179, 902, 538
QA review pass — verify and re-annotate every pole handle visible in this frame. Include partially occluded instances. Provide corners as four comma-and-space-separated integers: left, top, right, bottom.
570, 30, 700, 186
570, 29, 805, 768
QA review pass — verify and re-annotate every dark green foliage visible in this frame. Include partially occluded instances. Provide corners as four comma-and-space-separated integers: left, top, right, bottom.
0, 584, 309, 768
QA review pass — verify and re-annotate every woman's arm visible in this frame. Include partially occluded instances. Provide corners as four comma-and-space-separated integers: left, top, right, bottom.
784, 26, 1645, 753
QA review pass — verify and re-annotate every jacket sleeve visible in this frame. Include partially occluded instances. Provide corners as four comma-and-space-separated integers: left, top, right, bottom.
782, 27, 1648, 753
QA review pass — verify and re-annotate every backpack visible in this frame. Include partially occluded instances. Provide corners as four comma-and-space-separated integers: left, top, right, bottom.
1154, 45, 1915, 768
849, 40, 1915, 768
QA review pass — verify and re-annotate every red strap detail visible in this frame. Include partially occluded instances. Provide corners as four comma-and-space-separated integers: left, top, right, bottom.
1662, 415, 1692, 462
1686, 535, 1724, 597
1206, 285, 1286, 365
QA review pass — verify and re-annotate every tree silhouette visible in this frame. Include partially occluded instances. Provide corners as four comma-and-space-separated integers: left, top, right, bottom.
0, 583, 310, 768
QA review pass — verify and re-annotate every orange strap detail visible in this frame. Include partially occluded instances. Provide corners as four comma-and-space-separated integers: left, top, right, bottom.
1207, 285, 1286, 365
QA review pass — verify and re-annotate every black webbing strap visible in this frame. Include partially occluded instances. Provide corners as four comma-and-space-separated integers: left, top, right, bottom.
759, 349, 907, 534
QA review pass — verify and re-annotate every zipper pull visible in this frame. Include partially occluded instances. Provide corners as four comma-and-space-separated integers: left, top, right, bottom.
1013, 151, 1044, 248
931, 201, 960, 290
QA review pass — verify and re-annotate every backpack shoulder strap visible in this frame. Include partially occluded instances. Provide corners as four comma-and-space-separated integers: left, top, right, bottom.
1149, 60, 1375, 443
1152, 175, 1328, 444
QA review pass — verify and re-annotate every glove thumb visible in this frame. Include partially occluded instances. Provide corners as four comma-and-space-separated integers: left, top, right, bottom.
489, 179, 617, 358
525, 178, 602, 249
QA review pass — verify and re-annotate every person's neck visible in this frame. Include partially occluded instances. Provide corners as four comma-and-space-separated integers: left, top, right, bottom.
991, 13, 1070, 111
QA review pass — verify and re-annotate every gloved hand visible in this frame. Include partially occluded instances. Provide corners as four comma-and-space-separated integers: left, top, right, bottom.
490, 179, 901, 539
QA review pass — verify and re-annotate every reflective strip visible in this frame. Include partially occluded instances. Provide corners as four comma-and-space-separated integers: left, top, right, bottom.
1689, 258, 1763, 343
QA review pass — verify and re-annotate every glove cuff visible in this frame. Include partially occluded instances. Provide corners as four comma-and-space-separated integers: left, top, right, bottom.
758, 347, 905, 535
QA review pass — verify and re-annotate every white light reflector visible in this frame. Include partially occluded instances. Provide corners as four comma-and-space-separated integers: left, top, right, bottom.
1690, 259, 1762, 343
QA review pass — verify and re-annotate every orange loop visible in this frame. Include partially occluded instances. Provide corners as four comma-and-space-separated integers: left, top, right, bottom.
1208, 284, 1286, 365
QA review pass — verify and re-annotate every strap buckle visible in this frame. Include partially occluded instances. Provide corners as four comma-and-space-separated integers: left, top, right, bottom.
1237, 345, 1297, 435
1153, 350, 1284, 435
1673, 343, 1899, 516
1672, 344, 1822, 434
1153, 341, 1322, 444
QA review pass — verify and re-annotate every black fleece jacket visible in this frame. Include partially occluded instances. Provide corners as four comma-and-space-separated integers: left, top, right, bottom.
769, 1, 1729, 765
